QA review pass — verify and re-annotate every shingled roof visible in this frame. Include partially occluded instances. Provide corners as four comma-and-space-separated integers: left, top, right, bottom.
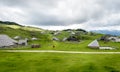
0, 34, 17, 47
88, 40, 99, 48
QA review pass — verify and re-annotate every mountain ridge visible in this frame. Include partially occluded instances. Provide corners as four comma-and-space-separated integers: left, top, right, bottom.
92, 30, 120, 36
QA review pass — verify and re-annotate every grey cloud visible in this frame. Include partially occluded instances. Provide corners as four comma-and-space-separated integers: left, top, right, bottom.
0, 0, 120, 30
0, 0, 60, 8
28, 15, 88, 26
27, 12, 89, 26
0, 0, 27, 7
98, 0, 120, 13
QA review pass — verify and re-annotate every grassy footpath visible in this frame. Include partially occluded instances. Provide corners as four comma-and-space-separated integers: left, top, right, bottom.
0, 52, 120, 72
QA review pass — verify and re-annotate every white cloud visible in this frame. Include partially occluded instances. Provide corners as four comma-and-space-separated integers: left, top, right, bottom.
0, 0, 120, 30
0, 6, 26, 24
28, 24, 84, 30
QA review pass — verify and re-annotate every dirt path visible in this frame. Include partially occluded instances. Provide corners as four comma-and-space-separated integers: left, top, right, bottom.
2, 50, 120, 54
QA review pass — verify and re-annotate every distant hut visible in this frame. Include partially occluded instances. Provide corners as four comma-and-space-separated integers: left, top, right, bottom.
0, 34, 17, 48
67, 36, 79, 42
52, 37, 59, 41
63, 37, 67, 41
14, 36, 21, 40
88, 40, 99, 48
67, 31, 71, 33
70, 31, 75, 35
31, 37, 38, 40
54, 31, 61, 36
108, 37, 120, 42
41, 31, 45, 34
108, 37, 117, 41
115, 39, 120, 42
18, 38, 28, 46
100, 35, 110, 42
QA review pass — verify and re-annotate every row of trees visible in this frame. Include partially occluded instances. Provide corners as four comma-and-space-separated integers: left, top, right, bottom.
0, 21, 21, 26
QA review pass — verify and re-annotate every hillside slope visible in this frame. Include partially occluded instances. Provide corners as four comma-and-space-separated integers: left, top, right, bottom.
0, 22, 52, 41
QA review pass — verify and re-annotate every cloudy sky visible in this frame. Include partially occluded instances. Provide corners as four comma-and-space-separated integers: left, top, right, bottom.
0, 0, 120, 30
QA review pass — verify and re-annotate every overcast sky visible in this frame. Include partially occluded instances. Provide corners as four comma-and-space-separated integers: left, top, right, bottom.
0, 0, 120, 30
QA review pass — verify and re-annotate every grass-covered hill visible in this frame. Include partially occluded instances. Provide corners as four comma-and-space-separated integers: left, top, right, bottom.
1, 21, 120, 51
0, 22, 52, 41
0, 21, 101, 40
0, 21, 21, 26
0, 21, 105, 51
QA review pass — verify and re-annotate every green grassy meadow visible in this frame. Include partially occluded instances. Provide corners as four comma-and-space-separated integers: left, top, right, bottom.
0, 23, 120, 72
0, 52, 120, 72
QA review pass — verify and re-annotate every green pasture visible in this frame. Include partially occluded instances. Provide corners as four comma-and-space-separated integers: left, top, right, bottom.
0, 52, 120, 72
